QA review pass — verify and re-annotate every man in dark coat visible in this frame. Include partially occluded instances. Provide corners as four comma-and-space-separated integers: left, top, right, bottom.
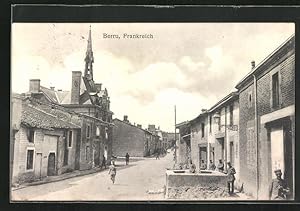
125, 153, 130, 165
269, 169, 290, 200
217, 159, 224, 172
226, 162, 236, 194
100, 155, 106, 169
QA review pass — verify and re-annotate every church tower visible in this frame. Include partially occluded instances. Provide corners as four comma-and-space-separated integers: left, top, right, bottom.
84, 26, 94, 81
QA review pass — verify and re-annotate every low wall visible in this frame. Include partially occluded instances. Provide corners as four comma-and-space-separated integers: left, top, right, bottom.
166, 170, 229, 199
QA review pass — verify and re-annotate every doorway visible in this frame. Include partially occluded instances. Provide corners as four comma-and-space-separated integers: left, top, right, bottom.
199, 146, 207, 169
47, 152, 56, 176
268, 118, 293, 198
229, 141, 234, 166
35, 153, 42, 179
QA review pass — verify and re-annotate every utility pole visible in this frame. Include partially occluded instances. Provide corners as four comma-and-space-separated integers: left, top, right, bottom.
174, 105, 177, 163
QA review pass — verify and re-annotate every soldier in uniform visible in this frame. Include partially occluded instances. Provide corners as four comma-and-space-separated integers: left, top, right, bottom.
217, 159, 224, 172
269, 169, 290, 200
226, 162, 236, 194
209, 160, 216, 171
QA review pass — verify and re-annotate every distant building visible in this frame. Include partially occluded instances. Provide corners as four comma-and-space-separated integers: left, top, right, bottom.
11, 95, 81, 185
112, 116, 158, 157
176, 121, 191, 165
236, 35, 295, 199
25, 27, 114, 170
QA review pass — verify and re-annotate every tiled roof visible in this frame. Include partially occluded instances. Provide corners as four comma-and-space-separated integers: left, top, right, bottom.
40, 86, 59, 103
21, 103, 81, 130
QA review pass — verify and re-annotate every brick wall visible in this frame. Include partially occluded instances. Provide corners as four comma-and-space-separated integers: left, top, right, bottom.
239, 83, 257, 197
256, 52, 295, 199
112, 120, 146, 157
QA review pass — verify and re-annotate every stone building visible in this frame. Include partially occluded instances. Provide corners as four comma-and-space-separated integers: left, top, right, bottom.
176, 121, 191, 165
189, 110, 209, 170
207, 92, 240, 179
26, 27, 114, 170
11, 95, 81, 185
235, 35, 295, 199
112, 116, 158, 157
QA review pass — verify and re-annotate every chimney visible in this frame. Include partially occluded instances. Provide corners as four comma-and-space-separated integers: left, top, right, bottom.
95, 83, 102, 92
251, 61, 255, 70
50, 86, 55, 90
29, 79, 40, 93
123, 115, 128, 122
137, 124, 142, 128
57, 89, 62, 91
71, 71, 82, 104
201, 109, 207, 113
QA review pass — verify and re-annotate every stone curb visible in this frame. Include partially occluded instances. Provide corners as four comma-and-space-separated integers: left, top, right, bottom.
11, 167, 107, 191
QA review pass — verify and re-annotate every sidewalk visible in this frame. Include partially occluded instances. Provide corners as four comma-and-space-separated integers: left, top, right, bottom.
11, 166, 107, 191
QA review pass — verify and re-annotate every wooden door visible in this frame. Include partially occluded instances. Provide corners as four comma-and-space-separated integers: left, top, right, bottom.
47, 153, 56, 176
35, 153, 42, 179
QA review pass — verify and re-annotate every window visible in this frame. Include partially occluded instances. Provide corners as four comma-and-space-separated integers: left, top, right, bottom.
96, 126, 100, 137
248, 93, 253, 108
86, 125, 90, 138
230, 105, 234, 126
201, 123, 205, 138
105, 128, 108, 139
209, 116, 212, 133
28, 130, 34, 143
85, 146, 90, 160
26, 149, 34, 170
272, 72, 280, 108
68, 131, 73, 148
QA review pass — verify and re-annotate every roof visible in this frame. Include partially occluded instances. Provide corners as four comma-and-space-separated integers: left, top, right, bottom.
113, 118, 157, 136
176, 121, 190, 128
21, 103, 81, 130
235, 34, 295, 90
208, 91, 239, 113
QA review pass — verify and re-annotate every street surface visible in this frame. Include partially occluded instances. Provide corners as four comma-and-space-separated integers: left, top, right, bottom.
11, 152, 174, 201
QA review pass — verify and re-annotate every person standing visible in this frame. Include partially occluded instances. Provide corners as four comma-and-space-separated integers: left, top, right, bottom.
125, 153, 130, 165
269, 169, 290, 200
189, 160, 196, 173
226, 162, 236, 194
209, 160, 216, 171
200, 160, 207, 170
108, 161, 117, 184
156, 149, 160, 160
100, 155, 106, 170
217, 159, 224, 172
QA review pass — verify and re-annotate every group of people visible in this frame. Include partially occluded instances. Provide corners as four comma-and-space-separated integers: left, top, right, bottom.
191, 159, 290, 199
99, 153, 131, 184
189, 159, 236, 195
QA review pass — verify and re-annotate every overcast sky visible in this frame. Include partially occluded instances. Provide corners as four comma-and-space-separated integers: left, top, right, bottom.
11, 23, 294, 132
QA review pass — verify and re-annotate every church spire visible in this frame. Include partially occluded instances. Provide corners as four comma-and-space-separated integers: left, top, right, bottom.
84, 25, 94, 80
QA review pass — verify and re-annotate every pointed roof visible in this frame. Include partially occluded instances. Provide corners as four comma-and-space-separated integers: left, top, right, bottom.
85, 25, 94, 64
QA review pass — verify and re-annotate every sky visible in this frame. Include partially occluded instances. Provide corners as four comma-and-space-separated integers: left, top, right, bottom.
11, 23, 294, 132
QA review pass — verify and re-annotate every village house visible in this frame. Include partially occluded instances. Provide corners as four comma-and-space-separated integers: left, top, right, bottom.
11, 94, 81, 185
112, 116, 159, 157
165, 132, 178, 149
25, 27, 114, 170
235, 35, 295, 199
175, 121, 191, 165
207, 92, 240, 180
189, 109, 209, 170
